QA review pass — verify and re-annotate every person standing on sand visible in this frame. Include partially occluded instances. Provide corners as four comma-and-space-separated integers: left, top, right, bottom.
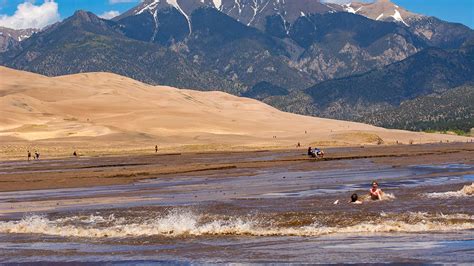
27, 151, 31, 161
369, 181, 383, 200
155, 145, 158, 153
35, 151, 40, 160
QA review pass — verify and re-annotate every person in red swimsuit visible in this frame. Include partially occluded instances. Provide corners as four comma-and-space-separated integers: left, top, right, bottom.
369, 181, 383, 200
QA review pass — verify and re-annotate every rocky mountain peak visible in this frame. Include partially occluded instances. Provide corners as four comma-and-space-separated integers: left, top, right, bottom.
61, 10, 121, 36
71, 10, 104, 23
345, 0, 421, 26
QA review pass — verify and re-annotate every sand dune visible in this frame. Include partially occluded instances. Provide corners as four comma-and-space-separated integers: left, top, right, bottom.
0, 66, 470, 158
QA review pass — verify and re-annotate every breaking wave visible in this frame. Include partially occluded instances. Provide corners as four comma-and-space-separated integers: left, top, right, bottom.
425, 183, 474, 199
1, 210, 473, 238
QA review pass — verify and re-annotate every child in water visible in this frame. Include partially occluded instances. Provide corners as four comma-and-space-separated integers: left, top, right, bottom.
350, 193, 362, 204
369, 181, 384, 200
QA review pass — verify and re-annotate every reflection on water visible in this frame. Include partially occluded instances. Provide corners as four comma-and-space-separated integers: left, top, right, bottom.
263, 175, 474, 198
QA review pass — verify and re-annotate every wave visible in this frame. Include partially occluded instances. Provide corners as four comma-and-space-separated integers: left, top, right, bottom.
425, 183, 474, 199
1, 210, 473, 238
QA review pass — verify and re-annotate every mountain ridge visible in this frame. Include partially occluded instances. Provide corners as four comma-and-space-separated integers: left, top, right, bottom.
0, 10, 245, 94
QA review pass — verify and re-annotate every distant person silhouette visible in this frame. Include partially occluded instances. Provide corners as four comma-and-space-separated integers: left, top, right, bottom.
73, 151, 77, 157
27, 151, 31, 161
34, 151, 40, 160
155, 145, 158, 153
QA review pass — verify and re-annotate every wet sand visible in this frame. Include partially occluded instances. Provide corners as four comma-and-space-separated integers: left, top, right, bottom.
0, 143, 472, 192
0, 143, 473, 263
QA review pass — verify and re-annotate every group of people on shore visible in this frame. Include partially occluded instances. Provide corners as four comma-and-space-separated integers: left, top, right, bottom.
307, 146, 324, 158
27, 150, 40, 161
26, 145, 161, 161
349, 181, 384, 204
27, 150, 79, 161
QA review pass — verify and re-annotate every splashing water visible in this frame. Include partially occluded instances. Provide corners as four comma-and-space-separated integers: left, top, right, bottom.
425, 183, 474, 199
0, 210, 473, 239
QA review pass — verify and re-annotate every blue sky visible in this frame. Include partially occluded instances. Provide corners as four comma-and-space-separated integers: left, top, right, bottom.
0, 0, 140, 19
0, 0, 473, 29
392, 0, 473, 28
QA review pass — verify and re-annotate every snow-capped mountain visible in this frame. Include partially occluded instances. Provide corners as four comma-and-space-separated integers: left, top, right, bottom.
0, 27, 37, 52
113, 0, 472, 49
342, 0, 474, 48
116, 0, 422, 32
342, 0, 420, 27
115, 0, 343, 32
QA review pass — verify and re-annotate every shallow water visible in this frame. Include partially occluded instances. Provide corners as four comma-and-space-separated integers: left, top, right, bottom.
0, 159, 473, 263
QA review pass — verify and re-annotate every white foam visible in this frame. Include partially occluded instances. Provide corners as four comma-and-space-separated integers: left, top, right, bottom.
425, 183, 474, 199
1, 211, 473, 238
382, 192, 396, 200
359, 192, 396, 201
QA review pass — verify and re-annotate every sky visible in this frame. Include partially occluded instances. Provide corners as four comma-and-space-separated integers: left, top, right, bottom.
0, 0, 472, 29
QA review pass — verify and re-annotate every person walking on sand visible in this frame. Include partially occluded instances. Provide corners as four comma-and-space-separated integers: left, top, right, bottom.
34, 151, 40, 160
73, 151, 77, 157
369, 181, 384, 200
27, 150, 31, 161
155, 145, 158, 153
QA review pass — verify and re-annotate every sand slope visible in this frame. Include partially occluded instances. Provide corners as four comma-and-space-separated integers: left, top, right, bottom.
0, 66, 469, 157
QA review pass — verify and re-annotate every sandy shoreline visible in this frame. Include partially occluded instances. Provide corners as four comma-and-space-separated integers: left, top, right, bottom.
0, 142, 472, 193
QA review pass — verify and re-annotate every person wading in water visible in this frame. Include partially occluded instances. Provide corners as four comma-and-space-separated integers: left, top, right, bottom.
369, 181, 384, 200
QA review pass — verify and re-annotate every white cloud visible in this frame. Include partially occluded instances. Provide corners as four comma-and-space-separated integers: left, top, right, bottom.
99, 10, 120, 19
0, 0, 60, 30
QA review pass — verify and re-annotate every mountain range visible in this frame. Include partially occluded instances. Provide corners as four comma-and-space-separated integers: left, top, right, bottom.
262, 44, 474, 132
0, 0, 473, 132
